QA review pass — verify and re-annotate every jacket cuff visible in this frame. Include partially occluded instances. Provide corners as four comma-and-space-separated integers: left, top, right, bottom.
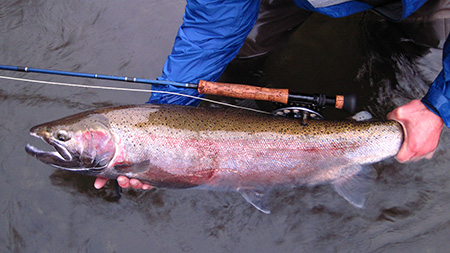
422, 71, 450, 127
147, 80, 204, 106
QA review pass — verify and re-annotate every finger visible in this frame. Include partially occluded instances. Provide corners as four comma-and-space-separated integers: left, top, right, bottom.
409, 150, 436, 162
424, 150, 435, 160
117, 176, 131, 188
94, 177, 108, 189
386, 111, 395, 121
396, 144, 436, 163
395, 140, 416, 163
130, 179, 144, 189
142, 184, 153, 190
395, 149, 414, 163
391, 122, 410, 163
386, 107, 402, 121
387, 111, 413, 163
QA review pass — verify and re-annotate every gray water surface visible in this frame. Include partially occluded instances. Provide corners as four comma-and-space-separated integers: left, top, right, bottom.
1, 1, 450, 252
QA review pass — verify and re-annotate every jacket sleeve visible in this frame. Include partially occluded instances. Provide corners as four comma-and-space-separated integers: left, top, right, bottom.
148, 0, 260, 105
422, 33, 450, 127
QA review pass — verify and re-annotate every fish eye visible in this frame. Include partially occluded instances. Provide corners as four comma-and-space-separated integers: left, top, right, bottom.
55, 130, 71, 142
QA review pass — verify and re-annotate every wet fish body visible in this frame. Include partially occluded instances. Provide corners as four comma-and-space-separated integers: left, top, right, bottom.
25, 104, 403, 213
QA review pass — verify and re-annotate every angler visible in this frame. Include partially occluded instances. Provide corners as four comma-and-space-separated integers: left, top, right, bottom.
26, 104, 403, 213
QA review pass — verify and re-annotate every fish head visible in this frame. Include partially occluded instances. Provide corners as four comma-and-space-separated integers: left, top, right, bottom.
25, 112, 116, 175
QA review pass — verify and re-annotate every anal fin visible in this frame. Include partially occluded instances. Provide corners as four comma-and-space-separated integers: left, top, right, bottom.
238, 187, 271, 214
331, 165, 376, 208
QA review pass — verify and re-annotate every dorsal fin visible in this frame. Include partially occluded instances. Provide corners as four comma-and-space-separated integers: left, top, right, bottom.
351, 111, 373, 122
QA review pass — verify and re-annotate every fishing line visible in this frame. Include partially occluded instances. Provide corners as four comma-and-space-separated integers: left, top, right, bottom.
0, 65, 358, 114
0, 75, 271, 114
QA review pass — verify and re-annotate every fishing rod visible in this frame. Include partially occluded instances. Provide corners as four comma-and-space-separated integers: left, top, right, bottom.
0, 65, 197, 88
0, 64, 356, 118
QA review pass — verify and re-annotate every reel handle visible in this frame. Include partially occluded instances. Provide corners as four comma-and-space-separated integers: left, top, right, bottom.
288, 93, 356, 114
339, 94, 357, 114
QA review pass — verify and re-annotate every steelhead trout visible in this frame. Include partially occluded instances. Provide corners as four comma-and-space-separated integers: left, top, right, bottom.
25, 104, 403, 213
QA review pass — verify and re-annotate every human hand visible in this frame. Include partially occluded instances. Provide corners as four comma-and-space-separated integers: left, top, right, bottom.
387, 99, 444, 162
94, 176, 153, 190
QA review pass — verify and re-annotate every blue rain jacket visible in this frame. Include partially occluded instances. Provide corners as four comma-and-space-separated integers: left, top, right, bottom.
148, 0, 450, 127
148, 0, 260, 105
422, 34, 450, 126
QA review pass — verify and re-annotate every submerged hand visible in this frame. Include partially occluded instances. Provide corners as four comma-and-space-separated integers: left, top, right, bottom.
94, 176, 153, 190
387, 99, 444, 163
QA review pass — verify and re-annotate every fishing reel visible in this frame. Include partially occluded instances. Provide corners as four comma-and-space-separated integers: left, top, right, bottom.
271, 93, 357, 124
272, 105, 324, 120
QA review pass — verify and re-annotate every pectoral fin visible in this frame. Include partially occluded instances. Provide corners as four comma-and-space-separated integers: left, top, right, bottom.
114, 161, 216, 189
238, 187, 271, 214
331, 165, 376, 208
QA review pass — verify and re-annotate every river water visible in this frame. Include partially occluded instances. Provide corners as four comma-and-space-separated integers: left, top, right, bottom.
1, 0, 450, 252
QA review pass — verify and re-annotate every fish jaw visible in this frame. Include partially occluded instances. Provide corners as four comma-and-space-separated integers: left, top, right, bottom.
25, 143, 92, 172
25, 131, 92, 172
25, 123, 116, 175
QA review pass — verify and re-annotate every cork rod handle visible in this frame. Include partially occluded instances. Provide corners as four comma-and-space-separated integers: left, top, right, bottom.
198, 80, 289, 104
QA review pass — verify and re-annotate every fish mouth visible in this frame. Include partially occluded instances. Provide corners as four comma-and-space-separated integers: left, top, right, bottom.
25, 133, 92, 172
